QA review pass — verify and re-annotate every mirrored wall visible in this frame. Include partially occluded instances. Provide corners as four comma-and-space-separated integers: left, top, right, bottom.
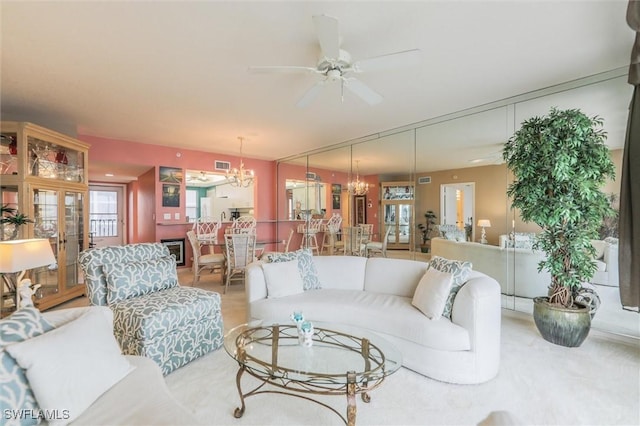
276, 67, 637, 338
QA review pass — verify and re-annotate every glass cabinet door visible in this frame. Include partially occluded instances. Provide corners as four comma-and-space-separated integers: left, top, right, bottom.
63, 191, 84, 291
0, 133, 18, 176
27, 136, 85, 183
398, 203, 412, 245
31, 188, 60, 299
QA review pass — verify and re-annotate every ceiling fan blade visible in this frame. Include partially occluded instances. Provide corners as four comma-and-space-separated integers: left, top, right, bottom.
247, 65, 320, 74
296, 80, 326, 108
313, 14, 340, 60
344, 78, 383, 105
353, 49, 421, 73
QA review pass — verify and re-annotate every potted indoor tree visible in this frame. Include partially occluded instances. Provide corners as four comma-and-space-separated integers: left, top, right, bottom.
503, 108, 615, 347
417, 210, 437, 253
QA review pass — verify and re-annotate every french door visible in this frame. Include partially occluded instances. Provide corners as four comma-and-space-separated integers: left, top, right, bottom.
89, 184, 125, 247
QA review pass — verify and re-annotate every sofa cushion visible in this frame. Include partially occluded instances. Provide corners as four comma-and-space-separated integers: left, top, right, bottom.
412, 268, 453, 320
78, 243, 172, 306
364, 257, 428, 297
0, 307, 55, 426
111, 286, 221, 341
263, 248, 321, 290
263, 260, 304, 298
430, 256, 472, 319
5, 308, 134, 426
250, 288, 471, 351
103, 256, 179, 305
313, 256, 368, 291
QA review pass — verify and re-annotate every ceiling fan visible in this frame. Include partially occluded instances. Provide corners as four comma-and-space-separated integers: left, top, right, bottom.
186, 171, 210, 183
248, 14, 421, 107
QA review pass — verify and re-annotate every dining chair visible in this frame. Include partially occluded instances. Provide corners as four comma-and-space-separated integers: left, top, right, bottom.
321, 214, 343, 255
228, 215, 257, 234
224, 233, 257, 294
339, 226, 366, 256
297, 218, 323, 255
193, 217, 220, 253
284, 227, 296, 252
366, 226, 392, 258
359, 224, 374, 245
187, 231, 225, 285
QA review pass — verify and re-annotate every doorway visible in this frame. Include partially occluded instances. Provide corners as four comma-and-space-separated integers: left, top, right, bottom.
440, 182, 475, 241
89, 184, 125, 248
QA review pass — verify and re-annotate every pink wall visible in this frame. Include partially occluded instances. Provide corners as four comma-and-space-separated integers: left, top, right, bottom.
81, 134, 278, 262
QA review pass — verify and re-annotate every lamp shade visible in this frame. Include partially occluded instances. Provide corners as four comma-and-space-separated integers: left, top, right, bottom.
477, 219, 492, 228
0, 239, 56, 273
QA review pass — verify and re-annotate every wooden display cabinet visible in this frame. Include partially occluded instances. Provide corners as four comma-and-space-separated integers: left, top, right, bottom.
381, 181, 414, 250
1, 122, 89, 314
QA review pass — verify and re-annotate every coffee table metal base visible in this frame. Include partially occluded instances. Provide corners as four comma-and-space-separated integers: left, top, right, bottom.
233, 365, 370, 426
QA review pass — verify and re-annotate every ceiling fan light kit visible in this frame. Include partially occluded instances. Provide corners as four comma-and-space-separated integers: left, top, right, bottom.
248, 14, 419, 107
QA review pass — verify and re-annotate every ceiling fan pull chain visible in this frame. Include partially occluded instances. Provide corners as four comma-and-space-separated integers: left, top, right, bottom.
341, 79, 345, 103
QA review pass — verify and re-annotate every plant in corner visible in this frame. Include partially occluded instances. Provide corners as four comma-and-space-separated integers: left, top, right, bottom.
417, 210, 437, 253
503, 107, 615, 347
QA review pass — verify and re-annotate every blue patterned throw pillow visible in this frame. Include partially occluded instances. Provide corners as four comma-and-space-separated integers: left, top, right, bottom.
103, 256, 179, 305
429, 256, 472, 319
1, 307, 55, 426
264, 248, 321, 290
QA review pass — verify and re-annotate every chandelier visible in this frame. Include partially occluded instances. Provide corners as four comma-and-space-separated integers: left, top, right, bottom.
226, 137, 255, 188
347, 160, 369, 195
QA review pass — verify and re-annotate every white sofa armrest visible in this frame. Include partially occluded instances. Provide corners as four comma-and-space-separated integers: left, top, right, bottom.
451, 272, 501, 379
245, 261, 267, 303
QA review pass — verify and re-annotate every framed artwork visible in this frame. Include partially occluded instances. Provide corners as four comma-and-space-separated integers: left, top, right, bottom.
162, 184, 180, 207
331, 183, 342, 194
332, 194, 341, 210
159, 166, 183, 183
354, 195, 366, 225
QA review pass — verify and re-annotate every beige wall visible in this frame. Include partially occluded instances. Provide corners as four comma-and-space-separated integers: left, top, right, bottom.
415, 149, 623, 246
416, 164, 509, 246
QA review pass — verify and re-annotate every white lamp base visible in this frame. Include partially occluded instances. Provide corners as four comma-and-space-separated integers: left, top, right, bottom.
480, 227, 488, 244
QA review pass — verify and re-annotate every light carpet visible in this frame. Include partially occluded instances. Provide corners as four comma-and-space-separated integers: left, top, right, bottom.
165, 312, 639, 426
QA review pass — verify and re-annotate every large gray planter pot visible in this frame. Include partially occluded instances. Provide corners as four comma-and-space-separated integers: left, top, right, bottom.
533, 297, 591, 347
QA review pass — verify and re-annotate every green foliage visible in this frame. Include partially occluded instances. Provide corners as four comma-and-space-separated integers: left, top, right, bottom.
503, 108, 615, 307
1, 204, 33, 239
418, 210, 437, 244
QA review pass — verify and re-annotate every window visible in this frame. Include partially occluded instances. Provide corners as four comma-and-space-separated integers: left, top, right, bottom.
186, 189, 198, 222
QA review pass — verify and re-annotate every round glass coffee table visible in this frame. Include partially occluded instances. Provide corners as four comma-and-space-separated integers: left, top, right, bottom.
224, 320, 402, 426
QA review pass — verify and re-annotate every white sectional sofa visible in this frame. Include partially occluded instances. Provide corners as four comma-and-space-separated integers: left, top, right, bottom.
245, 255, 502, 385
432, 236, 619, 299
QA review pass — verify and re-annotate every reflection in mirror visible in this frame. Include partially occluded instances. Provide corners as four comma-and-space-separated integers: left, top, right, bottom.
286, 179, 326, 220
440, 182, 475, 241
274, 69, 636, 339
185, 169, 255, 222
351, 130, 416, 256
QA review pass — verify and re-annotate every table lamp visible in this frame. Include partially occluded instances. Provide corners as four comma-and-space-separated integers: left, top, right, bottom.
477, 219, 491, 244
0, 238, 56, 309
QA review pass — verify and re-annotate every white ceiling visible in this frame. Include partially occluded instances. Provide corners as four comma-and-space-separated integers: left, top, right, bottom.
0, 1, 634, 179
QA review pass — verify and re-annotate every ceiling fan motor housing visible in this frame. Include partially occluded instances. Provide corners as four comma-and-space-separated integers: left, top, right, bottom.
317, 49, 352, 78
